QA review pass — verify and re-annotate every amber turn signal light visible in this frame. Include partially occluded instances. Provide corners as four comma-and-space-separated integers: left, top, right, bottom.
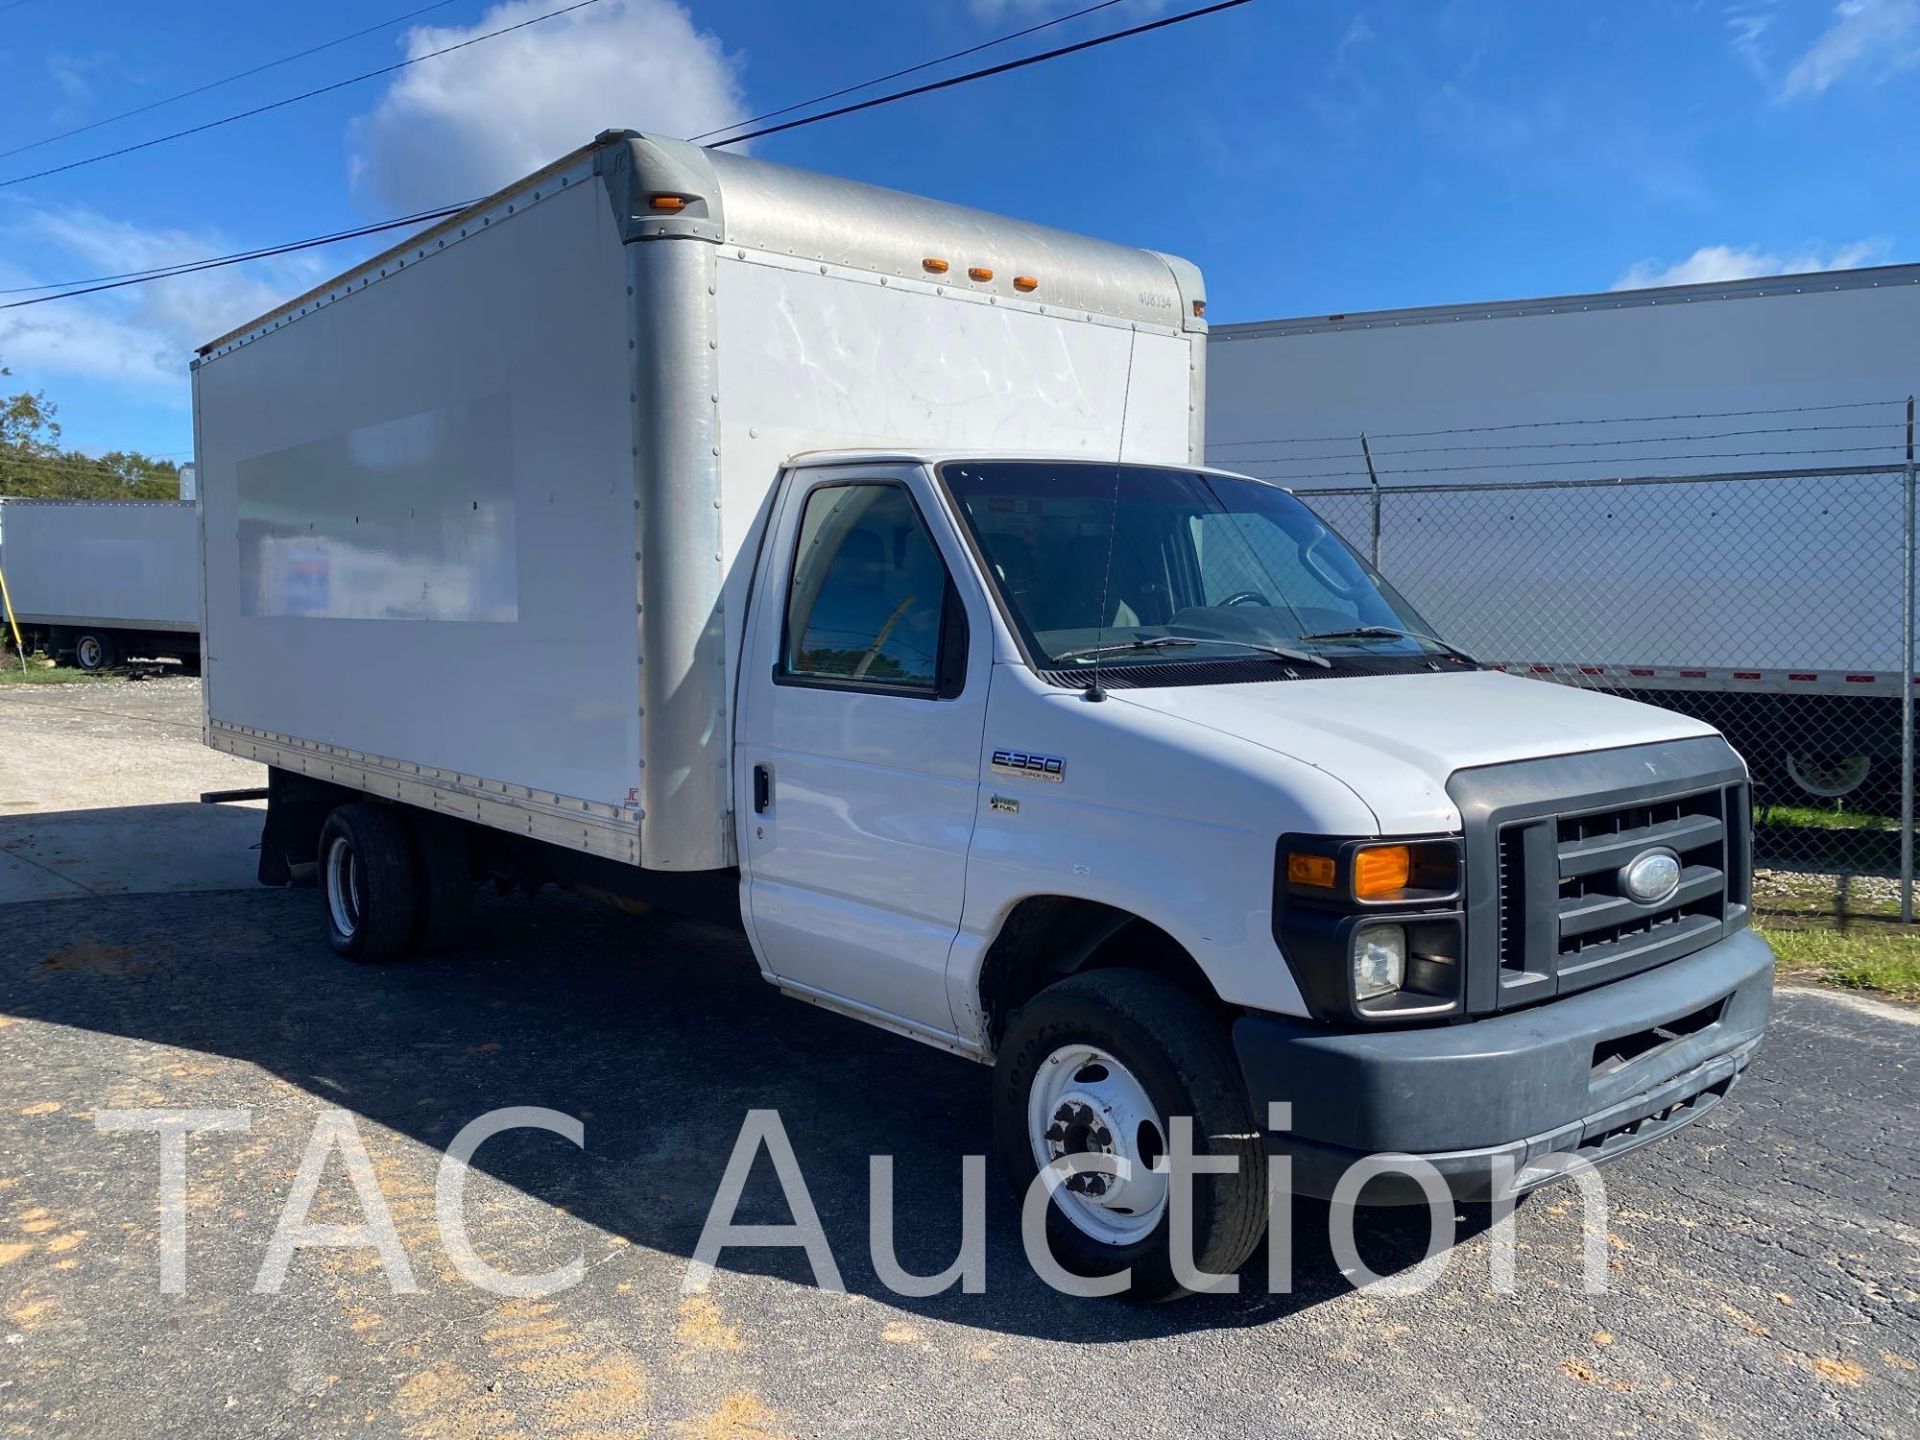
648, 194, 687, 211
1353, 845, 1412, 899
1287, 853, 1337, 889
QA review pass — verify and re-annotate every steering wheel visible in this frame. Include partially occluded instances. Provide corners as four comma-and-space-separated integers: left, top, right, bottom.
1218, 590, 1271, 607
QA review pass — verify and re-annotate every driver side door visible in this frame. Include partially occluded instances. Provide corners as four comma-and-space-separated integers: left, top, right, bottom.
734, 464, 990, 1038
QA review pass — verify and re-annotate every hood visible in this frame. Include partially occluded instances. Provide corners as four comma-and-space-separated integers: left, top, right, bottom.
1110, 668, 1719, 833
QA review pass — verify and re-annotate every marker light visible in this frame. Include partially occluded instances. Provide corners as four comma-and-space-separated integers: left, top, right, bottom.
1191, 299, 1207, 318
1353, 845, 1411, 899
648, 194, 687, 211
968, 267, 994, 282
1287, 853, 1337, 889
1013, 275, 1039, 292
922, 257, 950, 274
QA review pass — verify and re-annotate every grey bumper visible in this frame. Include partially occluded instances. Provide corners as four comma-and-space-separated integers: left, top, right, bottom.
1233, 927, 1774, 1203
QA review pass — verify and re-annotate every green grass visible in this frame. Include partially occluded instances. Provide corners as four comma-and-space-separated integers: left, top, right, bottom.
1754, 802, 1898, 833
1757, 917, 1920, 1001
0, 656, 108, 684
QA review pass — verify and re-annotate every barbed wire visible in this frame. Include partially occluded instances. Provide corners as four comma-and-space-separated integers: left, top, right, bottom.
1207, 397, 1914, 449
1245, 442, 1913, 483
1225, 420, 1913, 466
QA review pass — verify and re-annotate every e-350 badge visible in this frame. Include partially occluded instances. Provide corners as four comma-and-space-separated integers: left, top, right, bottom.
991, 749, 1065, 783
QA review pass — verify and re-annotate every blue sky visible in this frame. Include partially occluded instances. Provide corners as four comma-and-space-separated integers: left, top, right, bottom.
1, 0, 1917, 460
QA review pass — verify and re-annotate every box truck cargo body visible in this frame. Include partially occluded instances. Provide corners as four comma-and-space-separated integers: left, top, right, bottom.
196, 132, 1771, 1297
0, 498, 200, 670
1206, 265, 1920, 803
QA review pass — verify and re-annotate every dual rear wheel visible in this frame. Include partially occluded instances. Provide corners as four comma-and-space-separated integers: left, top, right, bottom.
318, 803, 473, 962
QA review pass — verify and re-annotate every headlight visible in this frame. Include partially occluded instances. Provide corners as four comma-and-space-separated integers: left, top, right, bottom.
1352, 924, 1406, 1000
1275, 833, 1465, 1023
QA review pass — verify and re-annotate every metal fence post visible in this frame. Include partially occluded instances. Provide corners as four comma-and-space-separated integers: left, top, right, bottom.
1360, 433, 1382, 568
1905, 397, 1917, 924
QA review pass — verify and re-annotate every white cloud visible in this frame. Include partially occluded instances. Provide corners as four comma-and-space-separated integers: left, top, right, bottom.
1781, 0, 1920, 97
1334, 14, 1376, 65
1611, 239, 1890, 290
1724, 3, 1776, 82
350, 0, 746, 214
0, 204, 326, 397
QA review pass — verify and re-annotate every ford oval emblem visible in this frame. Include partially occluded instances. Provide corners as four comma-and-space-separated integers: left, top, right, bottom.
1622, 849, 1682, 905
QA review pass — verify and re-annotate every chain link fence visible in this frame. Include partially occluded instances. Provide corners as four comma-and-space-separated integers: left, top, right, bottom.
1281, 462, 1919, 917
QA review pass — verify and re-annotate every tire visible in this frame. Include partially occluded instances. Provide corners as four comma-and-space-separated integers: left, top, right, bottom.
408, 813, 474, 953
72, 631, 117, 672
318, 803, 418, 963
992, 969, 1266, 1301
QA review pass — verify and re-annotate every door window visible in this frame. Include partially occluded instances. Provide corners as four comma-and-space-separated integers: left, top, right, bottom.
782, 483, 960, 695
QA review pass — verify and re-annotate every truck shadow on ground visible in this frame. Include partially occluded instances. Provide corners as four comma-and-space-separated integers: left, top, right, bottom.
0, 880, 1500, 1342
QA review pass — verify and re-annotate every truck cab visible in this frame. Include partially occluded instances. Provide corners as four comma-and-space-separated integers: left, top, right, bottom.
731, 450, 1770, 1292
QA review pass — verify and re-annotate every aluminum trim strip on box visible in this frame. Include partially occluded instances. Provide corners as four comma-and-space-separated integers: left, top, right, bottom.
208, 719, 642, 865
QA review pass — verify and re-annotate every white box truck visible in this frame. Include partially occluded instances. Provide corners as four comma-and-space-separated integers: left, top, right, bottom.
0, 498, 201, 670
1207, 265, 1920, 806
195, 130, 1771, 1297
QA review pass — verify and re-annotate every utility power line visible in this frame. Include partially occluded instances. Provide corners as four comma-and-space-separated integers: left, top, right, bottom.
2, 0, 1260, 311
0, 0, 608, 191
0, 206, 469, 309
690, 0, 1125, 143
0, 2, 463, 163
706, 0, 1256, 149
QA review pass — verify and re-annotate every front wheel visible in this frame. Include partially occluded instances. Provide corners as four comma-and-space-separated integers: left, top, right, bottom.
992, 969, 1266, 1301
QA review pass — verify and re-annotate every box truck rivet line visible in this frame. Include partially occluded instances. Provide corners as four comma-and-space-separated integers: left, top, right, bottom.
193, 129, 1773, 1301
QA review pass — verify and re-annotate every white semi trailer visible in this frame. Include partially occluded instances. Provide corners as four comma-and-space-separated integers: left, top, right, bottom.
1207, 265, 1920, 806
195, 131, 1772, 1297
0, 498, 201, 670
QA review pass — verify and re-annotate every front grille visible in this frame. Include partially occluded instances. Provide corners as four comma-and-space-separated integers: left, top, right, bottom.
1491, 784, 1747, 1006
1447, 738, 1752, 1014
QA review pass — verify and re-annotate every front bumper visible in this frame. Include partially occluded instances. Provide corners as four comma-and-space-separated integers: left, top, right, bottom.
1233, 926, 1774, 1203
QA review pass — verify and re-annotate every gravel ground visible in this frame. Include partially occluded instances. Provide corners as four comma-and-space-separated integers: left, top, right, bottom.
0, 682, 1915, 1438
0, 677, 261, 814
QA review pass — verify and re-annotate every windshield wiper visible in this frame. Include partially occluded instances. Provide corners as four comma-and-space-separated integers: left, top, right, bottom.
1053, 636, 1330, 668
1297, 625, 1479, 664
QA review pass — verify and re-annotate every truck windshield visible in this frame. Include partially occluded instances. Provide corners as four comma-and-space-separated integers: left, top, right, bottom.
940, 461, 1448, 674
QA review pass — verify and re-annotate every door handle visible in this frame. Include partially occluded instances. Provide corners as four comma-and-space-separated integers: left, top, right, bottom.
752, 763, 772, 814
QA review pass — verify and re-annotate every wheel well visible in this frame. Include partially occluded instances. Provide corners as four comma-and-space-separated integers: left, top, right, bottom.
976, 896, 1224, 1046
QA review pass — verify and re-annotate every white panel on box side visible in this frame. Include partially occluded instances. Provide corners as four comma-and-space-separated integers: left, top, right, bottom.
195, 182, 641, 831
1206, 278, 1920, 674
0, 501, 198, 629
712, 252, 1194, 662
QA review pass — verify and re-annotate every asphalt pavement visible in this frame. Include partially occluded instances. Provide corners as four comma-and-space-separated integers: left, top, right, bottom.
0, 682, 1915, 1438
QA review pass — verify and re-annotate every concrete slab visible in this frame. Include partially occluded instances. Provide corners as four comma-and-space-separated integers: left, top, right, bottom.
0, 801, 262, 901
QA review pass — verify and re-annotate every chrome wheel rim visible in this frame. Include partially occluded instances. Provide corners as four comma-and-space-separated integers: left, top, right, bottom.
324, 836, 364, 940
1027, 1043, 1169, 1245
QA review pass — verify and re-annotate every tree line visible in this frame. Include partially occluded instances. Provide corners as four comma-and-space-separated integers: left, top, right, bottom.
2, 359, 182, 500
